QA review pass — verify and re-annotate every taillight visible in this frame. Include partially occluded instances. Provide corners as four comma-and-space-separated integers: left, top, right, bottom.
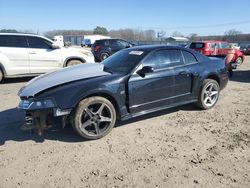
95, 45, 101, 52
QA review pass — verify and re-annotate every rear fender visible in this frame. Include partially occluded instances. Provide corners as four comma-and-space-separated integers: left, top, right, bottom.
0, 62, 7, 76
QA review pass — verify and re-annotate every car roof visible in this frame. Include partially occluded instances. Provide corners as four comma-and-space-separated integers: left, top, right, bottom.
96, 38, 127, 42
0, 33, 53, 42
192, 40, 228, 43
128, 45, 189, 52
0, 32, 42, 37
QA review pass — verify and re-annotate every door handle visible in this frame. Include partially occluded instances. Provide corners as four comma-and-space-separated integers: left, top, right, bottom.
179, 71, 188, 75
29, 51, 37, 54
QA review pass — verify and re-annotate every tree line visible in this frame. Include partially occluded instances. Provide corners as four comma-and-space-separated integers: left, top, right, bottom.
40, 27, 250, 42
1, 27, 250, 42
43, 27, 157, 41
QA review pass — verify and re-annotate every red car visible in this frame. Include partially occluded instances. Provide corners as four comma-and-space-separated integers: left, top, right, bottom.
190, 41, 245, 65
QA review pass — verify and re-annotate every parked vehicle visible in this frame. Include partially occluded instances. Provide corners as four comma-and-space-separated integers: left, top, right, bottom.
0, 33, 95, 82
18, 45, 228, 140
91, 39, 134, 61
81, 35, 111, 47
53, 35, 64, 46
189, 41, 245, 65
240, 45, 250, 55
229, 43, 240, 50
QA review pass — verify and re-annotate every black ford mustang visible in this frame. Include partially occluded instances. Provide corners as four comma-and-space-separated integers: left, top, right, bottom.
18, 45, 228, 140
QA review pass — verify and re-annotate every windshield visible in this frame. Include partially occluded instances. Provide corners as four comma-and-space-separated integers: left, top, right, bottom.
101, 49, 148, 74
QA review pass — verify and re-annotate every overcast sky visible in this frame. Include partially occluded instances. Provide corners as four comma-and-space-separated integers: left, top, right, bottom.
0, 0, 250, 36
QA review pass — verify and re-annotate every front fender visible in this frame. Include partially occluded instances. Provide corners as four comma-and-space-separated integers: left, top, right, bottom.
70, 82, 126, 111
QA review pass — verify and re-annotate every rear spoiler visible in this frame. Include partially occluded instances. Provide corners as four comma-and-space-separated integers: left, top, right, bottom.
207, 55, 227, 60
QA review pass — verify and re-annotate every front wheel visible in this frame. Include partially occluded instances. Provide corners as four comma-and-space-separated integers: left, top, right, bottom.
67, 60, 83, 67
197, 79, 220, 110
72, 96, 116, 140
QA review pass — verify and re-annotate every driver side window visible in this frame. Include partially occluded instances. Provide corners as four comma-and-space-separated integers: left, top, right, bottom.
143, 50, 183, 69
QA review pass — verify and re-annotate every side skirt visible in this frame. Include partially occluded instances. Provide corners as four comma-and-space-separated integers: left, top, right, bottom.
5, 73, 42, 78
121, 99, 197, 121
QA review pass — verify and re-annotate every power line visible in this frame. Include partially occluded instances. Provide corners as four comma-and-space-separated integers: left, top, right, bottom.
137, 20, 250, 30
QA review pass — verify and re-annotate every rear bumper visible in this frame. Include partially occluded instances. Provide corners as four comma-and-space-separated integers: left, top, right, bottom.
92, 52, 101, 61
220, 71, 229, 91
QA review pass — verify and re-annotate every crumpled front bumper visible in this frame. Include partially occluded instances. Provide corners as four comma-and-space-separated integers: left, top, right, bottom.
18, 99, 72, 135
21, 109, 54, 133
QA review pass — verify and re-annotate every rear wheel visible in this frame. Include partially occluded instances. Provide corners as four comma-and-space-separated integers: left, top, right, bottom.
197, 79, 220, 110
100, 53, 109, 61
0, 69, 3, 83
67, 60, 83, 67
72, 96, 116, 140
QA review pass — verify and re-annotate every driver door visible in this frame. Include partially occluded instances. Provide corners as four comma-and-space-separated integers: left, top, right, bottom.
128, 50, 176, 114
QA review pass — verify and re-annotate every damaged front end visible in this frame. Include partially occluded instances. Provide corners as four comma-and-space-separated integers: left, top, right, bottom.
18, 99, 71, 135
17, 63, 112, 135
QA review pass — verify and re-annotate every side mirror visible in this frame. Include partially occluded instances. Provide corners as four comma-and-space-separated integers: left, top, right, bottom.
126, 43, 134, 48
51, 43, 61, 49
136, 66, 154, 77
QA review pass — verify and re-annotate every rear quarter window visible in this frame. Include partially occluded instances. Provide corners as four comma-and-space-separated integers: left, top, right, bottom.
94, 40, 109, 46
0, 35, 27, 48
104, 41, 109, 46
190, 42, 205, 49
182, 50, 198, 64
110, 40, 118, 46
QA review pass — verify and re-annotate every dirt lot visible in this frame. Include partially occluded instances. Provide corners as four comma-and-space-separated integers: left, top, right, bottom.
0, 57, 250, 188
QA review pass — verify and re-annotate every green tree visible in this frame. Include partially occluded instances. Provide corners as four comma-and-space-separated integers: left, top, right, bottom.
93, 26, 108, 35
0, 29, 18, 33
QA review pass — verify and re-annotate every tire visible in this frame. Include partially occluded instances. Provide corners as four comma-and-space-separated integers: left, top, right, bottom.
100, 53, 109, 61
94, 57, 100, 63
236, 57, 243, 66
0, 69, 3, 83
196, 79, 220, 110
66, 60, 83, 67
72, 96, 116, 140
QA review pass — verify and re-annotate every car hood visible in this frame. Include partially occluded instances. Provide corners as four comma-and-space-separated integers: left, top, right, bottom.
18, 63, 110, 97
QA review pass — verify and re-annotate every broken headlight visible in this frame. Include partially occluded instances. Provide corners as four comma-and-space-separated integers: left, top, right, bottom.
18, 99, 55, 110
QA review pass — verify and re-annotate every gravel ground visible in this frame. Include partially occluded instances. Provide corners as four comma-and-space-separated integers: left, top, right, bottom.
0, 57, 250, 188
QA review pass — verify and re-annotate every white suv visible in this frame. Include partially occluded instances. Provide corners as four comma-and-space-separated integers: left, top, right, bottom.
0, 33, 95, 82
